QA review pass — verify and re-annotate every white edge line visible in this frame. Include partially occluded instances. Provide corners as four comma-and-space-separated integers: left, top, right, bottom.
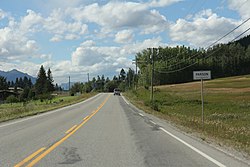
0, 94, 101, 128
150, 120, 156, 125
139, 113, 144, 117
121, 95, 129, 105
159, 127, 226, 167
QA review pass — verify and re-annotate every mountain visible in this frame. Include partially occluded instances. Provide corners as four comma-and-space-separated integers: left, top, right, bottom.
0, 69, 36, 84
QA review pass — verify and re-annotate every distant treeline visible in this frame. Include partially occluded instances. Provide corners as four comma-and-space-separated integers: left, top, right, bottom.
136, 35, 250, 85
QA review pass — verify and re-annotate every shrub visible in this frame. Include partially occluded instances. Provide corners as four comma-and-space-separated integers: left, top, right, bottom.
6, 95, 19, 104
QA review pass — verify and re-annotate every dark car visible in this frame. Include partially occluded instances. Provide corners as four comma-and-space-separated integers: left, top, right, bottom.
113, 88, 121, 95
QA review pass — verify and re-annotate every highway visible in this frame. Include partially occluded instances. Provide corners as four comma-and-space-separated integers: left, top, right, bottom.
0, 93, 248, 167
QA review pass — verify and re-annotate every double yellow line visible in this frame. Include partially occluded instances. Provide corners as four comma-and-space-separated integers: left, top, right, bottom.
15, 95, 110, 167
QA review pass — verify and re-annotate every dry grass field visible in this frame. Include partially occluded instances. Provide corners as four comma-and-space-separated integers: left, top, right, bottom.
125, 75, 250, 156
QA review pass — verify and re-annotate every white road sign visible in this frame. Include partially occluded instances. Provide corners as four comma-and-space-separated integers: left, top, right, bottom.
193, 71, 211, 80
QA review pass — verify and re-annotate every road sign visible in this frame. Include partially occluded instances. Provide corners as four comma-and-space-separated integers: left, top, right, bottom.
193, 71, 211, 80
193, 70, 211, 128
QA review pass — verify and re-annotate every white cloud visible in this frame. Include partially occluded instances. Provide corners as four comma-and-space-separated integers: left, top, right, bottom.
72, 47, 105, 66
121, 37, 165, 55
148, 0, 181, 8
0, 26, 39, 61
43, 9, 88, 42
228, 0, 250, 19
169, 9, 240, 47
80, 40, 96, 47
19, 10, 43, 33
67, 1, 169, 34
50, 34, 63, 42
65, 34, 79, 40
40, 54, 52, 60
0, 9, 6, 20
115, 30, 134, 43
68, 37, 166, 82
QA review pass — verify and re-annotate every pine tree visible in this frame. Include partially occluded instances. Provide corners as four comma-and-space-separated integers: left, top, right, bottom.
119, 68, 126, 81
46, 68, 54, 92
28, 78, 33, 88
35, 65, 47, 95
0, 76, 8, 90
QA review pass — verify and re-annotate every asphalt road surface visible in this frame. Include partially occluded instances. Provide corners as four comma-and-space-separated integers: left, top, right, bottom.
0, 93, 249, 167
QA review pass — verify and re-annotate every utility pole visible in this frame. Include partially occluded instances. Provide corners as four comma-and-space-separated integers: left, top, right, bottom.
69, 76, 70, 92
135, 57, 137, 90
135, 56, 137, 76
87, 73, 89, 82
150, 48, 154, 102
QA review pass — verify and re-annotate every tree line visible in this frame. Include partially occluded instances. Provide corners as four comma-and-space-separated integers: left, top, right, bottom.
136, 35, 250, 86
0, 65, 56, 103
70, 68, 136, 95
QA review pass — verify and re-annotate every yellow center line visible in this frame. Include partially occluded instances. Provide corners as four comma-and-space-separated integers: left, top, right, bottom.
23, 94, 111, 167
83, 115, 90, 121
14, 147, 46, 167
65, 125, 77, 134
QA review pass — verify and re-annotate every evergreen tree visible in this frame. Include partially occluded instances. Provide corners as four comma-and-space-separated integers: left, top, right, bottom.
19, 77, 24, 88
15, 78, 19, 87
7, 81, 11, 87
0, 76, 8, 90
23, 76, 29, 88
35, 65, 47, 95
126, 68, 135, 89
11, 81, 14, 87
119, 68, 126, 81
46, 68, 55, 92
28, 78, 33, 88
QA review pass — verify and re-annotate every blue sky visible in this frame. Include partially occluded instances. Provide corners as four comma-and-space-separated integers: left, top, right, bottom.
0, 0, 249, 84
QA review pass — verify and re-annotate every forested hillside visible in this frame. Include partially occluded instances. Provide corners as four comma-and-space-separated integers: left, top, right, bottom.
136, 35, 250, 85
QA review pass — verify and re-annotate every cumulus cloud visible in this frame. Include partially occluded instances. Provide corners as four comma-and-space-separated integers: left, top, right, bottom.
228, 0, 250, 19
68, 37, 166, 82
80, 40, 96, 47
19, 10, 43, 33
169, 9, 240, 47
121, 37, 165, 55
0, 26, 39, 61
115, 30, 134, 43
67, 1, 169, 34
148, 0, 181, 8
72, 47, 105, 66
44, 9, 88, 41
0, 9, 6, 20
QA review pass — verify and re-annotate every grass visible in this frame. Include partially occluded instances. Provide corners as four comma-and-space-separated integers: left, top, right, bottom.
0, 92, 97, 122
125, 75, 250, 157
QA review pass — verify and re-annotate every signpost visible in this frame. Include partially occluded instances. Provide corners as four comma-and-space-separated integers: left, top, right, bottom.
193, 71, 211, 128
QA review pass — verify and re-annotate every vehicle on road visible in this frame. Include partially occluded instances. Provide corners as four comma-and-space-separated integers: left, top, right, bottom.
113, 88, 121, 95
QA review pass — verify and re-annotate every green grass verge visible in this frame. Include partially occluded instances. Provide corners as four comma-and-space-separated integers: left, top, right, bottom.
0, 93, 97, 123
124, 75, 250, 156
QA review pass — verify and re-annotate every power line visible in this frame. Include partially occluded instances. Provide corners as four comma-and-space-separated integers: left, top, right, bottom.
156, 16, 250, 70
155, 27, 250, 74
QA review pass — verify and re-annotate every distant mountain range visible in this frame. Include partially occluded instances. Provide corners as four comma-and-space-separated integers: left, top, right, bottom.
0, 69, 36, 84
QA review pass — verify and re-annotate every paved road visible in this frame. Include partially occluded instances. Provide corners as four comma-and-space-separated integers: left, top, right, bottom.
0, 93, 249, 167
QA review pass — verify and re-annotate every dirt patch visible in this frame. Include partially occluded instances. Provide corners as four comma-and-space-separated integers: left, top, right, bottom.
157, 82, 200, 90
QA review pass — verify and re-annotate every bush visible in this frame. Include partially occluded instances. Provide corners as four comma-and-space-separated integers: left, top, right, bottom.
144, 100, 160, 111
6, 95, 19, 104
37, 94, 54, 102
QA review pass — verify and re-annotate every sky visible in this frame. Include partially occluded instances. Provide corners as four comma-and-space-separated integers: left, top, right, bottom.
0, 0, 250, 84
